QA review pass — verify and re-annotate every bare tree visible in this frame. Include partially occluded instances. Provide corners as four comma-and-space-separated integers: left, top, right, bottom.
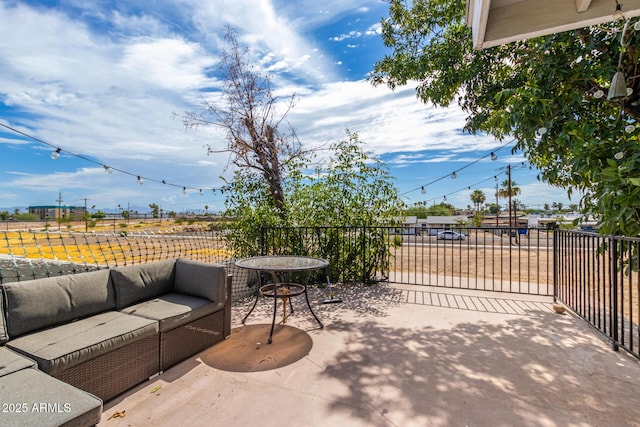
181, 28, 304, 219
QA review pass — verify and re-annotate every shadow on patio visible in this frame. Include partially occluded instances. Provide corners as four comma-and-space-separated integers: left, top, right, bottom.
99, 284, 640, 427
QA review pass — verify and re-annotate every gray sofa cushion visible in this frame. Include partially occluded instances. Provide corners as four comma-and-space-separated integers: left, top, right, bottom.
119, 292, 220, 332
3, 269, 115, 338
0, 347, 36, 377
0, 290, 8, 344
175, 259, 226, 304
0, 367, 102, 427
111, 260, 176, 309
6, 311, 158, 376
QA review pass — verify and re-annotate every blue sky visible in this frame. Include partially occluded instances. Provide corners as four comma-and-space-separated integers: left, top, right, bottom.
0, 0, 574, 214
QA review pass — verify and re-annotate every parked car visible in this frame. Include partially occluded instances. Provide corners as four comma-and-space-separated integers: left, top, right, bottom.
437, 230, 466, 240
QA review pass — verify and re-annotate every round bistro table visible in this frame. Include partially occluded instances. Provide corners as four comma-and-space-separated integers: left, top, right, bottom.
235, 256, 328, 344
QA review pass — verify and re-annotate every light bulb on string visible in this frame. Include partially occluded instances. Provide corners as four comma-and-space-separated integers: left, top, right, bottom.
451, 172, 457, 179
421, 186, 426, 194
103, 165, 113, 174
137, 176, 143, 186
490, 152, 497, 161
625, 125, 636, 133
51, 148, 61, 160
199, 189, 203, 196
593, 90, 605, 99
614, 0, 624, 20
182, 187, 187, 194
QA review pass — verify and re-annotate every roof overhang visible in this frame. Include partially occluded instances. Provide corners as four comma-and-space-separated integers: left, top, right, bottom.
466, 0, 640, 49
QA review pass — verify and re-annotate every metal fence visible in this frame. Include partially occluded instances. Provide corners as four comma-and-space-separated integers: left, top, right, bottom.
259, 226, 554, 295
555, 230, 640, 358
2, 226, 638, 359
388, 227, 553, 295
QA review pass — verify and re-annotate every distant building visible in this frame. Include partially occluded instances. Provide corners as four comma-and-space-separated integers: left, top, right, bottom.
28, 205, 86, 221
400, 215, 470, 235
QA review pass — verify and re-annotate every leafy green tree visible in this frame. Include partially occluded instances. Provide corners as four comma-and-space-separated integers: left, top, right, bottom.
486, 203, 500, 215
471, 211, 484, 227
0, 211, 9, 220
424, 202, 455, 216
404, 206, 430, 218
470, 189, 486, 211
223, 131, 404, 283
13, 213, 38, 221
149, 203, 160, 219
370, 0, 640, 236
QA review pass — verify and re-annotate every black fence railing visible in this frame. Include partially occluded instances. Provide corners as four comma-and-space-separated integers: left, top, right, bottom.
387, 226, 553, 295
555, 230, 640, 358
260, 226, 553, 294
3, 226, 638, 359
259, 226, 392, 284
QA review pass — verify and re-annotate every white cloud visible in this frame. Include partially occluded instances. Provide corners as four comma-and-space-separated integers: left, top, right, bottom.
0, 1, 570, 213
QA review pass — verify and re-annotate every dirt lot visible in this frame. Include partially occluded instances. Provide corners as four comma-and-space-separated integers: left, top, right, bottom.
389, 230, 554, 290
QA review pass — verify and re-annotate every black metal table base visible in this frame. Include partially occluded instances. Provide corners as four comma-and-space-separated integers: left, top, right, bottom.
242, 271, 324, 344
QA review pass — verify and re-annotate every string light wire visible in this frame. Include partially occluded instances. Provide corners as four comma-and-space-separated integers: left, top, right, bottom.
0, 122, 222, 194
400, 138, 516, 196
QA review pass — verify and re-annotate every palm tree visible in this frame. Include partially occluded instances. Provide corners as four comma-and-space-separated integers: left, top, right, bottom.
470, 190, 486, 212
497, 179, 521, 199
498, 179, 521, 228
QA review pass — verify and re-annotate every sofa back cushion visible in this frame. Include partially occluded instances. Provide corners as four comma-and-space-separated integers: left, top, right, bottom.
3, 269, 115, 338
111, 259, 176, 309
0, 290, 8, 344
174, 259, 226, 303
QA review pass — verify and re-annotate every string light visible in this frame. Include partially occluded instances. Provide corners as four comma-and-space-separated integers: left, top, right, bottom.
421, 186, 426, 194
51, 148, 61, 160
182, 187, 187, 194
490, 152, 497, 161
401, 139, 515, 197
0, 122, 224, 195
199, 189, 203, 195
614, 0, 624, 20
419, 165, 525, 206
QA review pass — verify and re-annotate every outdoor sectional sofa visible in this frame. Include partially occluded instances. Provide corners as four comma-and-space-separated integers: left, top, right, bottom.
0, 258, 232, 426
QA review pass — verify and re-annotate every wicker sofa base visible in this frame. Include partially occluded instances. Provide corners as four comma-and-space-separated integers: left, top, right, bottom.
161, 310, 225, 371
53, 334, 160, 402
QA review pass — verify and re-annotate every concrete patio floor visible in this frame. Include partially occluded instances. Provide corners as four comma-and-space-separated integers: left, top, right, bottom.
98, 284, 640, 427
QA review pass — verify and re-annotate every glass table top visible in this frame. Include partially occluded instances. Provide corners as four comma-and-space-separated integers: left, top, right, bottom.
235, 256, 329, 271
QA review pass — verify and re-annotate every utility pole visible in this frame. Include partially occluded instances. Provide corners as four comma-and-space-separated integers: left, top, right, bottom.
56, 192, 63, 231
495, 178, 499, 227
507, 164, 512, 229
84, 198, 90, 232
